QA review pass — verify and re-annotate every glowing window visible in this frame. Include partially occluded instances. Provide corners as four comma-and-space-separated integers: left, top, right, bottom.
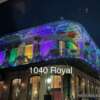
29, 76, 40, 100
9, 48, 18, 65
51, 75, 62, 89
12, 79, 21, 85
0, 81, 8, 100
24, 44, 33, 59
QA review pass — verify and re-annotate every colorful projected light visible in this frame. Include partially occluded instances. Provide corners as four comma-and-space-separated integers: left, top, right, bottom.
9, 48, 18, 65
0, 20, 99, 71
24, 44, 33, 59
0, 51, 5, 65
66, 41, 78, 50
40, 40, 57, 57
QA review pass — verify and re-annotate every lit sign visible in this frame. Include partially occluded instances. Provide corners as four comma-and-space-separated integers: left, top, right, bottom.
30, 65, 73, 75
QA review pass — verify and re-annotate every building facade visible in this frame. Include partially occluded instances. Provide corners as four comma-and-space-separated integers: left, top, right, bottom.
0, 20, 100, 100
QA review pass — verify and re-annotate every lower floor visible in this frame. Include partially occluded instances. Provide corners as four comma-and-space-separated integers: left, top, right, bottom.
0, 65, 100, 100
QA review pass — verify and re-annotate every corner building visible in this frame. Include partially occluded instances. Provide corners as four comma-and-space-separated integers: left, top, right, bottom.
0, 20, 100, 100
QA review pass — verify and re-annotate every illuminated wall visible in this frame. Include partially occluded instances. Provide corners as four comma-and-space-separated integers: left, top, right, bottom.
0, 20, 99, 71
0, 51, 5, 66
9, 48, 18, 66
25, 44, 33, 59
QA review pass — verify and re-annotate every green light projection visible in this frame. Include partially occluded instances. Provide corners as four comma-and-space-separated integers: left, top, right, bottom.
9, 48, 18, 65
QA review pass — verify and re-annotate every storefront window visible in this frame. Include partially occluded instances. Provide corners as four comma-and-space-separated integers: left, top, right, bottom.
87, 80, 90, 94
71, 76, 76, 99
51, 75, 62, 89
29, 76, 40, 100
81, 79, 85, 94
12, 79, 27, 100
47, 75, 62, 100
0, 81, 8, 100
28, 75, 62, 100
77, 76, 82, 94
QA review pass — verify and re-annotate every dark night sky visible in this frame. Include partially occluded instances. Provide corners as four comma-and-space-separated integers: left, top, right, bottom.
0, 0, 100, 47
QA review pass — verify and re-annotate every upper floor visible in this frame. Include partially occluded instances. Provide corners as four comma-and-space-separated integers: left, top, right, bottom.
0, 20, 99, 72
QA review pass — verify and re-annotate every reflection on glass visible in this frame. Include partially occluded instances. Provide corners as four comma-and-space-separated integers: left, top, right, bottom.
12, 79, 27, 100
29, 76, 40, 100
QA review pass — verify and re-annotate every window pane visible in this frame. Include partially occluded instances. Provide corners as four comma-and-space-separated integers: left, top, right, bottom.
51, 75, 62, 100
29, 76, 40, 100
51, 75, 62, 89
12, 79, 27, 100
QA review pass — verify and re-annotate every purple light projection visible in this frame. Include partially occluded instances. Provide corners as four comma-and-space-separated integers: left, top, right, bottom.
0, 20, 99, 71
34, 25, 54, 36
40, 40, 57, 57
0, 51, 5, 65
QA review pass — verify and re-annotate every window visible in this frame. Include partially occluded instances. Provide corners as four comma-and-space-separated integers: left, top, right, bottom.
0, 81, 8, 100
51, 75, 62, 100
51, 75, 62, 89
12, 79, 27, 100
59, 41, 65, 56
71, 77, 76, 99
29, 76, 40, 100
25, 44, 33, 60
24, 44, 33, 63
